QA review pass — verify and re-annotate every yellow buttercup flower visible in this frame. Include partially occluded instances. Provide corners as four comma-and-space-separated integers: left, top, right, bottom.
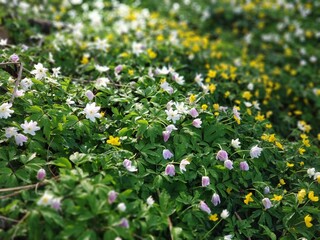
244, 192, 254, 205
201, 104, 208, 111
299, 148, 306, 155
189, 94, 196, 103
286, 162, 294, 168
297, 189, 306, 203
271, 194, 283, 201
107, 136, 121, 146
209, 84, 216, 94
279, 179, 286, 185
209, 214, 219, 222
308, 191, 319, 202
304, 215, 313, 228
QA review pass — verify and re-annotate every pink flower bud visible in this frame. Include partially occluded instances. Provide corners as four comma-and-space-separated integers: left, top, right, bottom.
189, 108, 199, 118
262, 198, 272, 209
162, 131, 171, 142
192, 118, 202, 128
115, 65, 123, 74
108, 190, 118, 204
199, 201, 211, 214
224, 160, 233, 170
10, 54, 19, 63
211, 193, 221, 206
216, 150, 228, 161
37, 168, 46, 181
165, 164, 175, 176
163, 149, 174, 159
239, 161, 249, 171
201, 176, 210, 187
85, 90, 95, 101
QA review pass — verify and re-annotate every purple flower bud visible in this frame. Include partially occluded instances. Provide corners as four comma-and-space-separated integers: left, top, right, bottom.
211, 193, 221, 206
119, 218, 129, 228
239, 161, 249, 171
189, 108, 199, 118
264, 186, 270, 194
199, 201, 211, 214
51, 198, 61, 211
166, 124, 177, 132
163, 149, 174, 160
36, 168, 46, 181
165, 164, 175, 177
224, 160, 233, 170
216, 150, 228, 161
192, 118, 202, 128
162, 131, 171, 142
114, 65, 123, 74
108, 190, 118, 204
262, 198, 272, 209
85, 90, 95, 101
10, 54, 19, 63
202, 176, 210, 187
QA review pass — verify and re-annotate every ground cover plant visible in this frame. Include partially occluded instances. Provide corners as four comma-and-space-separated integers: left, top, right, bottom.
0, 0, 319, 239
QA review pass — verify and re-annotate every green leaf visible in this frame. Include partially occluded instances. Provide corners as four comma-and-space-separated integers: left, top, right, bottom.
52, 157, 72, 169
259, 224, 277, 240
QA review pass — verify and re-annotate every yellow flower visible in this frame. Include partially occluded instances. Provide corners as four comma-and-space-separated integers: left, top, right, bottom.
271, 194, 283, 201
286, 162, 294, 168
81, 56, 89, 65
242, 91, 252, 100
226, 187, 232, 194
300, 134, 308, 139
244, 192, 254, 205
275, 141, 284, 150
297, 189, 306, 204
255, 112, 265, 121
128, 70, 134, 76
107, 136, 121, 146
207, 70, 217, 78
147, 49, 157, 59
299, 148, 306, 155
209, 214, 219, 222
189, 94, 196, 103
268, 134, 276, 142
302, 139, 310, 147
209, 84, 216, 94
279, 179, 286, 185
265, 123, 272, 129
317, 133, 320, 141
201, 104, 208, 111
213, 104, 219, 111
224, 91, 230, 98
308, 191, 319, 202
304, 215, 313, 228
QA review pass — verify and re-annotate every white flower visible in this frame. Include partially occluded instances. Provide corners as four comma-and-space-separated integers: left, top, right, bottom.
165, 108, 181, 123
233, 106, 241, 120
179, 159, 190, 173
172, 73, 185, 85
146, 196, 154, 206
83, 102, 101, 122
231, 138, 241, 149
13, 89, 25, 97
95, 77, 110, 89
132, 42, 144, 56
166, 124, 177, 132
117, 203, 126, 212
20, 78, 33, 90
220, 209, 230, 219
250, 145, 263, 159
85, 90, 95, 101
313, 172, 320, 181
95, 64, 110, 73
31, 63, 48, 80
21, 120, 41, 136
160, 81, 173, 94
194, 73, 203, 86
307, 168, 315, 178
0, 102, 14, 119
247, 83, 254, 90
224, 235, 233, 240
174, 102, 188, 114
5, 127, 18, 138
37, 192, 54, 206
51, 67, 61, 78
66, 98, 75, 106
0, 38, 8, 46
